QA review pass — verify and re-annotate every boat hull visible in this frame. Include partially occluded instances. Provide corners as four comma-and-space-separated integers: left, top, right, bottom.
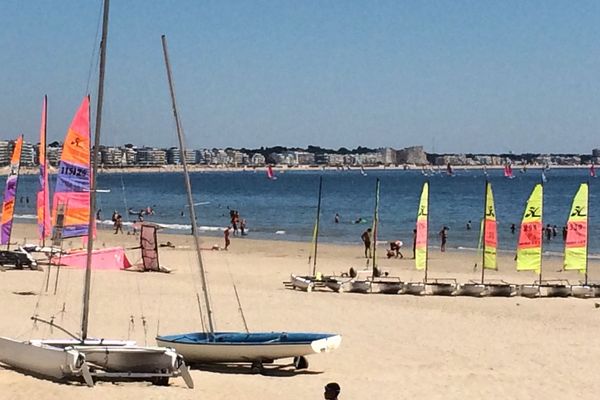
0, 337, 84, 380
486, 284, 515, 297
426, 283, 456, 296
156, 332, 342, 364
371, 280, 402, 294
32, 339, 181, 373
519, 284, 540, 298
541, 285, 570, 298
403, 282, 426, 295
347, 280, 371, 293
457, 283, 486, 297
290, 275, 315, 292
571, 285, 595, 298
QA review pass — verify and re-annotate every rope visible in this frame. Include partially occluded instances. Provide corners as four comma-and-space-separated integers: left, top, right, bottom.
85, 0, 103, 96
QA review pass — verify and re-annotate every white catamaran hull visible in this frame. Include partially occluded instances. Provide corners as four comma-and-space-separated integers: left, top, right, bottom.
290, 275, 315, 292
457, 283, 486, 297
347, 280, 371, 293
570, 285, 595, 298
371, 280, 402, 294
156, 334, 342, 364
403, 282, 426, 295
426, 283, 457, 296
0, 337, 86, 381
519, 284, 540, 298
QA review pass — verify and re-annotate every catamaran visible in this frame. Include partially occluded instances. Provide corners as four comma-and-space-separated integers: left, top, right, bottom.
458, 181, 514, 296
564, 183, 597, 297
403, 181, 456, 295
0, 135, 36, 270
155, 35, 341, 373
0, 0, 192, 387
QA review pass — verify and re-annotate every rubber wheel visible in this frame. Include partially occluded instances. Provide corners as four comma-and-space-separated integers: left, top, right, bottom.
151, 376, 170, 386
293, 356, 309, 370
250, 362, 263, 374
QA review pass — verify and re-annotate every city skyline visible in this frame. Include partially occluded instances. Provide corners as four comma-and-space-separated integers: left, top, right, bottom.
1, 1, 600, 153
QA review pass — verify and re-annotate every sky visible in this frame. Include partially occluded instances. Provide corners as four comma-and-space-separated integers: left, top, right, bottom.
1, 0, 599, 153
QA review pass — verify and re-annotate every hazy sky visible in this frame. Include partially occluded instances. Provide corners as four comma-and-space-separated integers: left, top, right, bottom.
1, 0, 599, 153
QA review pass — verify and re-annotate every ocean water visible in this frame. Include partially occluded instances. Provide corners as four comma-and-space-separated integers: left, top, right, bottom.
7, 168, 600, 254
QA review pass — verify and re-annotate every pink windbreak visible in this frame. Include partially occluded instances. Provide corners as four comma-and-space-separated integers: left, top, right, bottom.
37, 96, 51, 242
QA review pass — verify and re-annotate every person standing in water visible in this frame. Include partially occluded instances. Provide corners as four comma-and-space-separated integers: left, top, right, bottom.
438, 226, 448, 252
334, 213, 340, 224
224, 226, 231, 250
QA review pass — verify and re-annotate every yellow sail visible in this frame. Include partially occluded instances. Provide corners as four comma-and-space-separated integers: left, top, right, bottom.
564, 183, 588, 272
415, 182, 429, 270
516, 184, 543, 273
483, 182, 497, 270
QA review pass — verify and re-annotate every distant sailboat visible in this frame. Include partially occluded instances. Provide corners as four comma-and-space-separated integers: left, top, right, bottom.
360, 166, 367, 176
446, 163, 453, 176
503, 164, 514, 179
266, 164, 277, 180
590, 164, 596, 178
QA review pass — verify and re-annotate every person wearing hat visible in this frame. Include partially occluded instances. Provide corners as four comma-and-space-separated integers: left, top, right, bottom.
324, 382, 340, 399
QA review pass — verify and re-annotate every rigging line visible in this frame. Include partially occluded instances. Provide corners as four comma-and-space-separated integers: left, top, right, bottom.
224, 257, 249, 333
85, 0, 104, 95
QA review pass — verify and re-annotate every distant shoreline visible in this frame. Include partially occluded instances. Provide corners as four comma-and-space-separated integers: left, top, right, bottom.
0, 163, 592, 176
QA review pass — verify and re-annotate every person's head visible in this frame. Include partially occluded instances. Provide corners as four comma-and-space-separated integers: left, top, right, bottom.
324, 382, 340, 399
367, 228, 372, 233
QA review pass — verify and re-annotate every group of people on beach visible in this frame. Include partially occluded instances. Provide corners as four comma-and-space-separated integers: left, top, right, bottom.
223, 209, 248, 250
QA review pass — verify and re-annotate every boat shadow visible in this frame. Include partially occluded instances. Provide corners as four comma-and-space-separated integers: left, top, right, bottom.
0, 364, 83, 386
190, 362, 323, 377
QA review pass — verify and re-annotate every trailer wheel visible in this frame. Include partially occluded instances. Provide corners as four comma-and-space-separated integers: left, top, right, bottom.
293, 356, 308, 370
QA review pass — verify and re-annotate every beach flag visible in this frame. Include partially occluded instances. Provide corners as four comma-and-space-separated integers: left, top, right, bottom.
516, 184, 543, 273
52, 97, 91, 238
483, 181, 497, 270
37, 96, 51, 242
564, 183, 588, 273
415, 182, 429, 270
0, 135, 23, 245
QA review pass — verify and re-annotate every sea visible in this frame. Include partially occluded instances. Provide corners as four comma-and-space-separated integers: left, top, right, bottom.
8, 167, 600, 255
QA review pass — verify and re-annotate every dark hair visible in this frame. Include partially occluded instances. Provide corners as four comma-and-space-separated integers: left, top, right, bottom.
325, 382, 341, 394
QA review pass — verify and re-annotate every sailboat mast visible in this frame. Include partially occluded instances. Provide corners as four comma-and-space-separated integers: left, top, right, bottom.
42, 96, 48, 248
585, 180, 590, 286
81, 0, 109, 341
424, 181, 430, 283
370, 178, 380, 280
311, 176, 323, 276
481, 180, 488, 284
161, 34, 215, 334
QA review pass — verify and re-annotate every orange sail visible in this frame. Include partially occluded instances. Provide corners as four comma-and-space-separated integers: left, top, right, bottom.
52, 97, 91, 238
37, 96, 51, 242
0, 136, 23, 245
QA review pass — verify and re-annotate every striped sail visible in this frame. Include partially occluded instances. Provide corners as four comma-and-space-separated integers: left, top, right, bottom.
37, 96, 51, 242
564, 183, 588, 272
0, 136, 23, 245
52, 97, 91, 238
415, 182, 429, 270
483, 181, 497, 270
516, 184, 543, 273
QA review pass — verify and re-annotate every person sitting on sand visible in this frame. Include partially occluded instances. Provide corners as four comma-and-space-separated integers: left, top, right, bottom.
324, 382, 341, 400
387, 240, 403, 259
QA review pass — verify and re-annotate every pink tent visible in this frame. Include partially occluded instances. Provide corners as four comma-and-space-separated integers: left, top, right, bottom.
51, 247, 131, 270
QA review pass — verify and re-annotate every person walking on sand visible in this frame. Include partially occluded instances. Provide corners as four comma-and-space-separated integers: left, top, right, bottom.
361, 228, 372, 258
324, 382, 341, 400
114, 213, 123, 234
224, 226, 231, 250
438, 226, 448, 252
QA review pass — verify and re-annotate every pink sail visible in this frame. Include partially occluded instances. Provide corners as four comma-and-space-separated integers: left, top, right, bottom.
0, 136, 23, 245
267, 165, 277, 180
37, 96, 51, 242
591, 164, 596, 178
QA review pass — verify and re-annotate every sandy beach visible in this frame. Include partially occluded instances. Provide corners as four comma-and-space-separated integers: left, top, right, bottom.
1, 222, 599, 399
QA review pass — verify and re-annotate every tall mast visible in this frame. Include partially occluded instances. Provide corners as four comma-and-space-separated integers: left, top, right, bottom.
41, 95, 48, 247
81, 0, 109, 340
481, 180, 488, 284
424, 181, 430, 283
161, 34, 215, 334
310, 176, 323, 276
370, 178, 380, 281
585, 181, 590, 286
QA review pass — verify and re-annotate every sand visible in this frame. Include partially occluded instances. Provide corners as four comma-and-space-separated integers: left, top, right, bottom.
1, 222, 599, 399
